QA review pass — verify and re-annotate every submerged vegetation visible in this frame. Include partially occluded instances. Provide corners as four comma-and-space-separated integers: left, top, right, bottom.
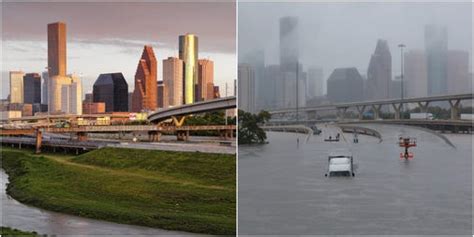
238, 110, 271, 144
1, 147, 236, 235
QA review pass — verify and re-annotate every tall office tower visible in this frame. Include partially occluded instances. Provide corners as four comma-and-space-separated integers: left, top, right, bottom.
307, 66, 324, 99
131, 45, 158, 112
197, 59, 214, 101
163, 57, 183, 107
425, 24, 448, 95
241, 50, 265, 109
264, 65, 281, 109
327, 68, 364, 103
179, 33, 198, 104
404, 50, 428, 98
9, 71, 25, 103
48, 22, 66, 77
68, 73, 82, 115
93, 73, 129, 112
157, 81, 165, 108
41, 71, 49, 105
367, 39, 392, 100
447, 50, 470, 94
280, 16, 299, 73
282, 63, 305, 108
23, 73, 42, 104
238, 64, 255, 113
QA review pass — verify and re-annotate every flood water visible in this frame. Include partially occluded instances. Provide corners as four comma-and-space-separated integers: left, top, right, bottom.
0, 169, 194, 236
238, 124, 472, 235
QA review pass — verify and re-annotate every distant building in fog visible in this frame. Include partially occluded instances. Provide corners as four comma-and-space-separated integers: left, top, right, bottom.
238, 64, 255, 113
23, 73, 41, 104
447, 50, 470, 94
327, 68, 364, 103
307, 67, 324, 99
367, 39, 392, 100
93, 73, 129, 112
425, 24, 448, 95
404, 50, 428, 98
280, 16, 299, 73
264, 65, 280, 109
241, 50, 265, 110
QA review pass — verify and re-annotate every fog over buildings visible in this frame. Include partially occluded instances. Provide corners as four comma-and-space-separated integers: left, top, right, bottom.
238, 2, 472, 111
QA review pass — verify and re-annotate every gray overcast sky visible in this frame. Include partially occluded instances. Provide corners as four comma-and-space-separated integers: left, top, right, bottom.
238, 2, 472, 92
1, 1, 236, 98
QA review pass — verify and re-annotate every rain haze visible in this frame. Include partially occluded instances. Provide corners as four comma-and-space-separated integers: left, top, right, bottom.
238, 2, 472, 97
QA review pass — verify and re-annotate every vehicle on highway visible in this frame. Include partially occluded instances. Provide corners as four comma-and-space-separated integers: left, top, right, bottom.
310, 125, 322, 135
460, 113, 474, 120
410, 112, 434, 120
325, 149, 355, 177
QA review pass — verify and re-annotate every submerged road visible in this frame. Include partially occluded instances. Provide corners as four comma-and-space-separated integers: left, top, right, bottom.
239, 124, 472, 235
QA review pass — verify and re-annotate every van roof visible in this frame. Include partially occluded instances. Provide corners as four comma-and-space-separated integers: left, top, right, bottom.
329, 149, 352, 157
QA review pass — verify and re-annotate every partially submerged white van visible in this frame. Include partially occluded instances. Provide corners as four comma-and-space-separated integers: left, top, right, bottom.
325, 149, 355, 177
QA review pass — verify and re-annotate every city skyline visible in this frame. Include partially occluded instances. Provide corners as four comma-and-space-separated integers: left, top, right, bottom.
2, 2, 236, 98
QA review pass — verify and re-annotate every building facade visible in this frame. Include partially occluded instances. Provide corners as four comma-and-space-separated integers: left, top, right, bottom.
280, 16, 299, 73
307, 66, 324, 99
425, 24, 448, 95
447, 50, 470, 94
162, 57, 183, 107
23, 73, 42, 104
404, 50, 428, 98
238, 64, 255, 113
9, 71, 25, 103
131, 45, 158, 112
367, 39, 392, 100
179, 33, 198, 104
93, 73, 129, 112
197, 59, 214, 101
327, 68, 364, 103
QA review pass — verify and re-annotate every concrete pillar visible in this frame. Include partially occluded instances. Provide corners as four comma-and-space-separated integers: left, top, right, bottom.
35, 129, 42, 154
417, 102, 430, 113
391, 103, 402, 120
185, 130, 190, 141
356, 105, 366, 120
337, 107, 348, 120
449, 99, 461, 120
77, 132, 88, 141
371, 105, 382, 120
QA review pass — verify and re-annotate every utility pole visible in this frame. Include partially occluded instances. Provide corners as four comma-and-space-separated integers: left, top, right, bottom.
296, 61, 299, 122
225, 82, 228, 125
398, 43, 406, 119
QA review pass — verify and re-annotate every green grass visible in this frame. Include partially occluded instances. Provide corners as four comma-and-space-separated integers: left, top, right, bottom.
1, 226, 41, 236
1, 147, 236, 235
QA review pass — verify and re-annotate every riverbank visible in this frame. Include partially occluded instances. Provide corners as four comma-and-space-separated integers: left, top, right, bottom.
1, 226, 41, 236
1, 147, 236, 235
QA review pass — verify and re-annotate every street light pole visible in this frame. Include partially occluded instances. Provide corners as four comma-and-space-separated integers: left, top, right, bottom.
398, 44, 405, 119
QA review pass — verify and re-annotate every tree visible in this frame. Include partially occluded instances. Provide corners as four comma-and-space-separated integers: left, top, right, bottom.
238, 110, 271, 144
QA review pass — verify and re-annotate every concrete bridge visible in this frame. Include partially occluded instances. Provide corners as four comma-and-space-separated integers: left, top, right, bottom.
270, 93, 473, 120
148, 96, 236, 125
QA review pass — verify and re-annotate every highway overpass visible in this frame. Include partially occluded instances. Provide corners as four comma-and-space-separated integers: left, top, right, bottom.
148, 97, 236, 124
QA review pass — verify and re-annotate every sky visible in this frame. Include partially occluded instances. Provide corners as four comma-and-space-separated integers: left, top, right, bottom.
238, 2, 472, 94
1, 1, 236, 99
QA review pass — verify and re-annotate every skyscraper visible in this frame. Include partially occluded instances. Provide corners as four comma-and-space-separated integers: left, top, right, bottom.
425, 24, 448, 95
163, 57, 183, 107
9, 71, 25, 103
131, 45, 158, 112
48, 22, 66, 77
264, 65, 281, 109
197, 59, 214, 101
93, 73, 129, 112
23, 73, 41, 104
280, 16, 298, 73
41, 71, 49, 104
179, 34, 198, 104
367, 39, 392, 100
241, 50, 265, 110
307, 67, 324, 99
68, 73, 82, 115
447, 50, 470, 94
404, 50, 428, 98
238, 64, 255, 113
327, 68, 364, 103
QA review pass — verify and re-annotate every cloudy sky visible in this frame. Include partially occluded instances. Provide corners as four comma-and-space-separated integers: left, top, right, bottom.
1, 1, 236, 99
239, 1, 472, 93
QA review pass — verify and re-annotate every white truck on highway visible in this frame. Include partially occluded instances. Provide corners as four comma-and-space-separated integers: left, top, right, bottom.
410, 112, 434, 120
460, 114, 474, 120
325, 149, 355, 177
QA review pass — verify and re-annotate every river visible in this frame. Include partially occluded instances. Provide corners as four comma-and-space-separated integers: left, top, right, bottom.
0, 169, 194, 236
238, 124, 472, 235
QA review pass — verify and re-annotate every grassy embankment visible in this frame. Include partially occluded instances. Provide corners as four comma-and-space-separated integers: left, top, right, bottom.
1, 147, 236, 235
1, 226, 42, 236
